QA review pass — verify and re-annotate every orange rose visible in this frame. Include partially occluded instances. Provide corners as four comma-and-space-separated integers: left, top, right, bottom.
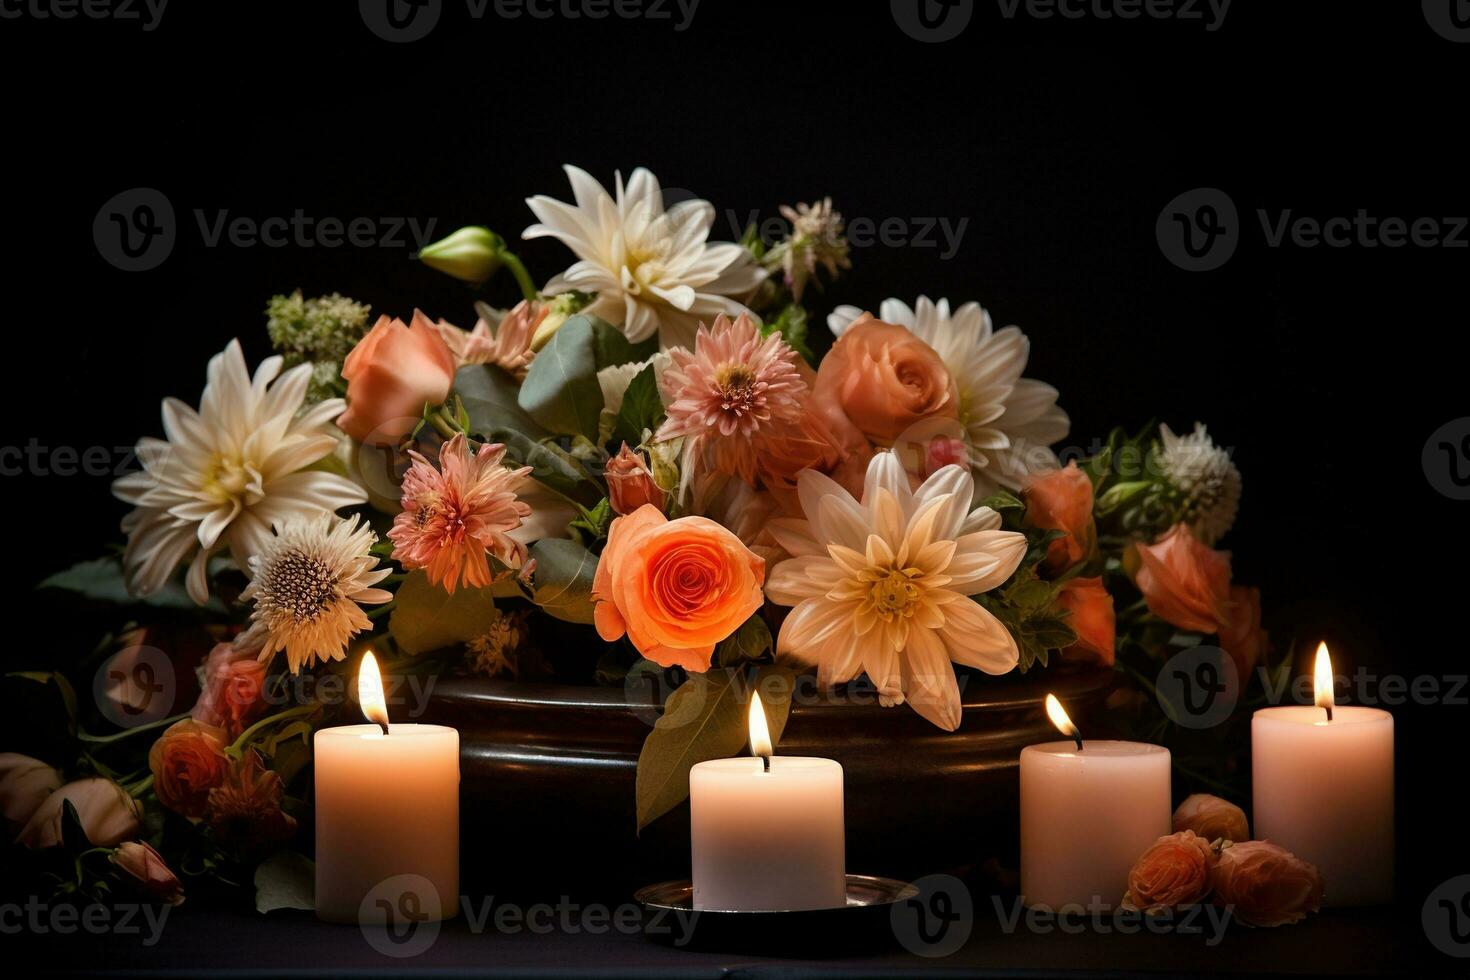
1213, 840, 1323, 927
592, 504, 765, 672
1133, 523, 1231, 633
812, 315, 959, 445
113, 841, 185, 906
1219, 585, 1266, 681
1055, 577, 1115, 666
1173, 793, 1250, 843
148, 719, 230, 819
605, 443, 666, 516
1123, 830, 1219, 913
1024, 462, 1095, 573
17, 778, 143, 849
337, 310, 456, 445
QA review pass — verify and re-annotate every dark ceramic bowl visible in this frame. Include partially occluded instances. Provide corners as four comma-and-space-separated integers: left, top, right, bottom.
420, 665, 1115, 903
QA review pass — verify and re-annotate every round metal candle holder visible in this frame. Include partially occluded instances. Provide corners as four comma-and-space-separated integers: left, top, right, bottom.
633, 874, 918, 953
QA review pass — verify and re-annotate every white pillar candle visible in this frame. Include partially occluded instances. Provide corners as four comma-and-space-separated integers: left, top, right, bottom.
688, 693, 845, 911
314, 653, 460, 924
1020, 696, 1172, 910
1252, 643, 1393, 906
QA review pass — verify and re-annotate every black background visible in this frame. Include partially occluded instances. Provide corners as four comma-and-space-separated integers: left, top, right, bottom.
2, 0, 1466, 960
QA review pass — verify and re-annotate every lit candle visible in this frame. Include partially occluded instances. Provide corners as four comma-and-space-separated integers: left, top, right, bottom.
1252, 642, 1394, 906
314, 651, 460, 923
1020, 695, 1172, 909
688, 691, 846, 911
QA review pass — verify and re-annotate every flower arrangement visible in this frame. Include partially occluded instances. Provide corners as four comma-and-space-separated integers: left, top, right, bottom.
9, 165, 1274, 906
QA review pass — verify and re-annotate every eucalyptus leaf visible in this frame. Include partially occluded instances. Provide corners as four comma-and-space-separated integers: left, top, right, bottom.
389, 570, 499, 655
39, 557, 228, 614
527, 538, 599, 625
714, 616, 774, 668
609, 365, 665, 449
455, 363, 548, 439
518, 315, 604, 439
493, 428, 601, 507
589, 316, 655, 369
254, 850, 316, 913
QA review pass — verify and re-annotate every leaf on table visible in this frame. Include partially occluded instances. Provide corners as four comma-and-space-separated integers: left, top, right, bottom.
254, 850, 316, 914
389, 570, 499, 655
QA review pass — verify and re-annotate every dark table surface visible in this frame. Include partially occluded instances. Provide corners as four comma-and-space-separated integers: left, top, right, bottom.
14, 901, 1462, 978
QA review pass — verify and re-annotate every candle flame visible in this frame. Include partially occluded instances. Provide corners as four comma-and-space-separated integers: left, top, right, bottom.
358, 650, 389, 733
1045, 693, 1082, 749
1313, 641, 1335, 720
748, 690, 773, 760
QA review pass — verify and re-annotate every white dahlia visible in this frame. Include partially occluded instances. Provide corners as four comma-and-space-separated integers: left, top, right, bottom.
1157, 423, 1241, 545
111, 340, 367, 604
829, 296, 1069, 498
764, 452, 1028, 731
523, 166, 766, 349
240, 513, 392, 674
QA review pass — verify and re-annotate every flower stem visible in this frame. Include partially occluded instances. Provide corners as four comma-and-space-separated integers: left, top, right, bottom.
77, 711, 190, 745
368, 600, 398, 621
498, 250, 539, 302
228, 704, 318, 756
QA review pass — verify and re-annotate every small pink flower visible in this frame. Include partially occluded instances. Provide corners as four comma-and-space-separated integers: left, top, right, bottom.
1123, 830, 1218, 914
191, 638, 270, 739
437, 300, 547, 379
390, 433, 533, 593
1173, 793, 1250, 843
605, 443, 666, 516
18, 778, 143, 849
113, 841, 185, 906
1213, 840, 1323, 927
207, 751, 297, 849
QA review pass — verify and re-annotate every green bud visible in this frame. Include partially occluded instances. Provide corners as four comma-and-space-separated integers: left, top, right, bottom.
417, 226, 505, 284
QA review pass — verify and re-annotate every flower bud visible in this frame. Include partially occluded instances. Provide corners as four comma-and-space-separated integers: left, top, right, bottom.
1173, 793, 1250, 843
605, 444, 666, 516
417, 226, 504, 284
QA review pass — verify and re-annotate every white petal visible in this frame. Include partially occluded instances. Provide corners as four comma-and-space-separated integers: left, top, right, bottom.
902, 626, 963, 731
940, 599, 1020, 675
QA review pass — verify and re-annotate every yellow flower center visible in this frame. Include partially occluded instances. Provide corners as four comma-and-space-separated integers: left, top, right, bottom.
202, 454, 250, 503
868, 568, 923, 622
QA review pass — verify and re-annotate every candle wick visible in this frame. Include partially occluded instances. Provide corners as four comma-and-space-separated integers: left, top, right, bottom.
1073, 734, 1084, 752
762, 755, 771, 773
1323, 705, 1332, 723
377, 721, 390, 735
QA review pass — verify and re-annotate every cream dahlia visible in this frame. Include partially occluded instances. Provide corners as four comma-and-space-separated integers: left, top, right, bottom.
523, 166, 766, 349
829, 297, 1069, 497
764, 452, 1028, 731
656, 312, 841, 498
240, 513, 392, 674
1157, 423, 1241, 545
112, 340, 367, 604
389, 433, 533, 593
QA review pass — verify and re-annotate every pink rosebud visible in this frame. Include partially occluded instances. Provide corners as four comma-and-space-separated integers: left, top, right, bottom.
191, 639, 270, 739
925, 436, 969, 477
337, 310, 457, 445
605, 443, 667, 516
1173, 793, 1250, 843
18, 778, 143, 849
0, 753, 63, 832
1213, 840, 1324, 927
1024, 462, 1096, 574
1054, 577, 1116, 666
1132, 523, 1232, 633
113, 841, 185, 906
1123, 830, 1219, 914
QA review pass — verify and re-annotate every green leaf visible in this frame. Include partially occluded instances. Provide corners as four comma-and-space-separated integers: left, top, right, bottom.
761, 304, 815, 363
389, 571, 499, 655
635, 665, 795, 831
254, 850, 316, 913
568, 498, 614, 544
589, 316, 657, 369
38, 557, 228, 614
609, 365, 665, 448
527, 538, 599, 625
715, 616, 774, 668
60, 800, 89, 853
455, 363, 548, 440
492, 428, 601, 507
518, 315, 604, 439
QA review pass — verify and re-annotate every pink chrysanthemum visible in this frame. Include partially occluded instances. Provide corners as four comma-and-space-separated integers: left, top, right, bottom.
656, 313, 842, 493
436, 300, 547, 380
389, 434, 533, 593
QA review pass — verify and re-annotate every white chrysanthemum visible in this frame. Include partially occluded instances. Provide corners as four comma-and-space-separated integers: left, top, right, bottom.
829, 297, 1069, 498
764, 452, 1028, 731
240, 513, 392, 674
524, 166, 766, 349
112, 340, 367, 604
1158, 423, 1241, 545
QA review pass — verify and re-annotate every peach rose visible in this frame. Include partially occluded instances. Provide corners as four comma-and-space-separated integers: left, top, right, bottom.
605, 443, 666, 516
1213, 840, 1324, 927
0, 753, 63, 832
593, 504, 765, 672
1219, 585, 1267, 681
1055, 577, 1115, 666
148, 719, 230, 819
1024, 462, 1095, 573
337, 310, 456, 445
812, 315, 959, 445
1173, 793, 1250, 843
1133, 523, 1231, 633
18, 778, 143, 849
1123, 830, 1219, 913
113, 841, 185, 906
191, 639, 270, 739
